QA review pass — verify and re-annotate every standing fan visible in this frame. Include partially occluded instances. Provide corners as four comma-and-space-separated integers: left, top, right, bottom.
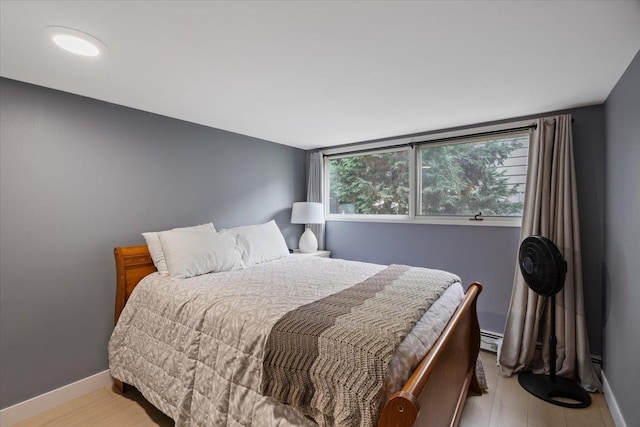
517, 235, 591, 408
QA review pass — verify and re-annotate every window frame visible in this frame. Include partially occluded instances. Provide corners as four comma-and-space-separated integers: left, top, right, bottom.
324, 146, 414, 221
323, 120, 535, 228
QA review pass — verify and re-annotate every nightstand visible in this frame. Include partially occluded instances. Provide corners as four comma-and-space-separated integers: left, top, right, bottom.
291, 250, 331, 258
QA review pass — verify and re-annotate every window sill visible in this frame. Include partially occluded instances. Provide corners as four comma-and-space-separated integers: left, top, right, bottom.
325, 215, 522, 227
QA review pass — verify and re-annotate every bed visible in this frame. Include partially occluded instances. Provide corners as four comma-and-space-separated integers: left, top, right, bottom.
109, 225, 483, 427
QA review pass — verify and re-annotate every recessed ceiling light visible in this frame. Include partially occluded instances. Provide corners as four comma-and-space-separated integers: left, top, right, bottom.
43, 26, 107, 57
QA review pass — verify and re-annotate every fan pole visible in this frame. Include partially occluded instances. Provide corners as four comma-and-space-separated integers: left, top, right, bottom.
549, 294, 557, 382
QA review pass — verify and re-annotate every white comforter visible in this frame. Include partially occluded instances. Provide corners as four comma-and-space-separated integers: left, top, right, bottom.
108, 256, 463, 426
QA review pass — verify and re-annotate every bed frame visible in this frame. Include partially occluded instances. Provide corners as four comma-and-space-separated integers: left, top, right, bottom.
113, 245, 483, 427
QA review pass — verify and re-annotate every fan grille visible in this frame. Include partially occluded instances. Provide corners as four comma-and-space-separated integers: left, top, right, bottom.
518, 236, 566, 297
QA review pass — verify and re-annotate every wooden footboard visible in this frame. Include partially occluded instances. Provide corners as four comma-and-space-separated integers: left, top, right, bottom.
113, 245, 482, 426
378, 282, 482, 427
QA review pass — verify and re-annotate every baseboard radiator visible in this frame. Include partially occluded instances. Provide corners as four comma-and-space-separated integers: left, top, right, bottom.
480, 330, 503, 353
480, 329, 602, 373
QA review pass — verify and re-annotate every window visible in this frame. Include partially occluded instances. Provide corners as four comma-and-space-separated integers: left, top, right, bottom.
328, 148, 410, 216
418, 133, 529, 217
324, 127, 530, 226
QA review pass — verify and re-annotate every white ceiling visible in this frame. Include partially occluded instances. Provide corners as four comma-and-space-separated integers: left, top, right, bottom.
1, 1, 639, 150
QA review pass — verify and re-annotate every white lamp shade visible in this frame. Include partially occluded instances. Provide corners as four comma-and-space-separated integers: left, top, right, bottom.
291, 202, 324, 224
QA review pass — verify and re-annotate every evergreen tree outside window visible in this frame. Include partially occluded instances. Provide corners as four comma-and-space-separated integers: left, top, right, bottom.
328, 149, 410, 215
418, 133, 528, 217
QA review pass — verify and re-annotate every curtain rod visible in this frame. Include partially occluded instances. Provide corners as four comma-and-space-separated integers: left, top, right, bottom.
323, 122, 538, 158
410, 123, 536, 148
322, 142, 414, 158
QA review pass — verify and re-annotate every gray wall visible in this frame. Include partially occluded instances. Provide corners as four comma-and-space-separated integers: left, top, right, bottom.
0, 78, 306, 409
325, 104, 606, 356
327, 222, 520, 333
603, 51, 640, 426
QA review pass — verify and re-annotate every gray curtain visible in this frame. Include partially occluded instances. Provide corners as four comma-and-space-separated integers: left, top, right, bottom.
499, 115, 601, 391
307, 152, 324, 250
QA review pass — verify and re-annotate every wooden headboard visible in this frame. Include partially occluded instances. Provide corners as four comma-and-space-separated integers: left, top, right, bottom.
114, 245, 156, 324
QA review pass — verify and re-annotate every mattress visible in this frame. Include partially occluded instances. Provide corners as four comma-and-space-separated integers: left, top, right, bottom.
108, 255, 464, 426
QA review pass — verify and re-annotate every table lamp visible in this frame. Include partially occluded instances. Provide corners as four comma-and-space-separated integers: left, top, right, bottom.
291, 202, 324, 253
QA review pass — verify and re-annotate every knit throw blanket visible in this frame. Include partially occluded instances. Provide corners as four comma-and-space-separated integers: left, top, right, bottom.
261, 264, 459, 427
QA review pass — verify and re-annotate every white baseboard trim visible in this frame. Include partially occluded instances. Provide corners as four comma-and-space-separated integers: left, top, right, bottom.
602, 370, 627, 427
0, 370, 112, 426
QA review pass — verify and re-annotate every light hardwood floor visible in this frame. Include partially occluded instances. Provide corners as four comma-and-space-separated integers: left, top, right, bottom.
460, 352, 614, 427
14, 351, 615, 427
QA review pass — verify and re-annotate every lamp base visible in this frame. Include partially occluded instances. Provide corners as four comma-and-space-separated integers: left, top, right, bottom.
518, 372, 591, 408
299, 228, 318, 253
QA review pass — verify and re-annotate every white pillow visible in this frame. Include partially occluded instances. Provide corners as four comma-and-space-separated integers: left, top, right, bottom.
222, 220, 289, 266
142, 223, 215, 275
158, 228, 244, 279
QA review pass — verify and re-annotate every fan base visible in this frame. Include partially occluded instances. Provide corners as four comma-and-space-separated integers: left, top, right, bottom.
518, 372, 591, 408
